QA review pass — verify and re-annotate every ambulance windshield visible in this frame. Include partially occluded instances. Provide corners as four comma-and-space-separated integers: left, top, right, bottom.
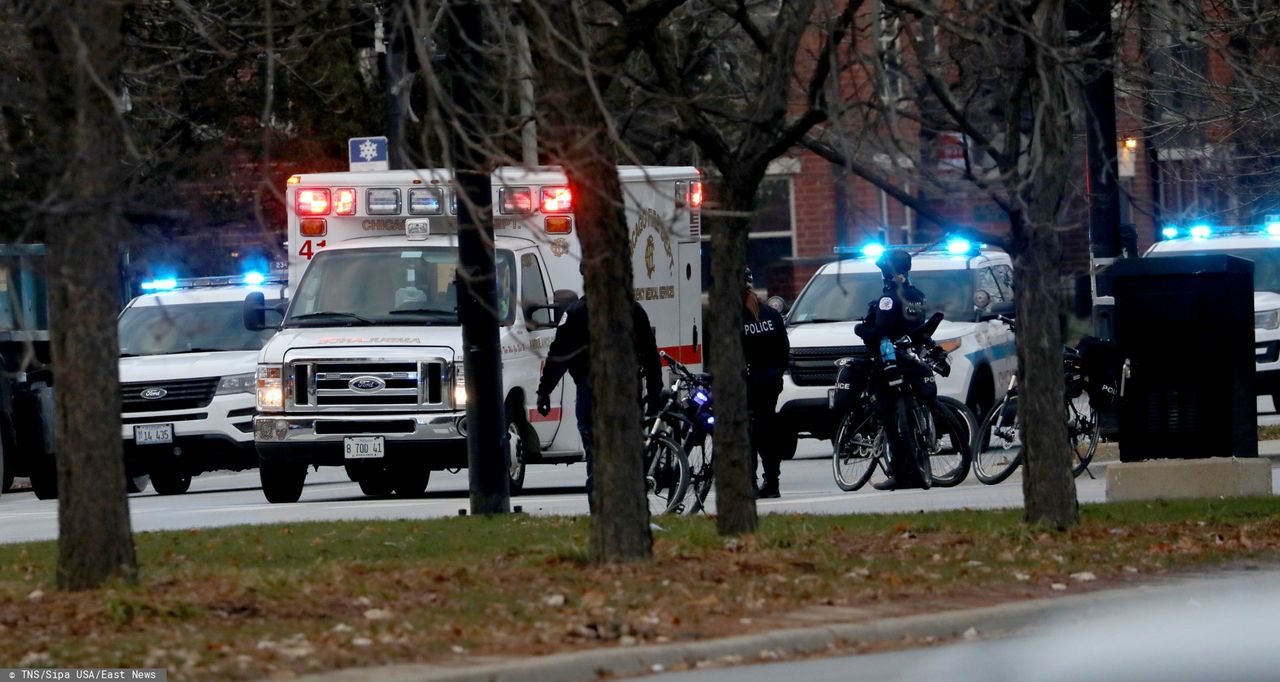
788, 270, 973, 325
284, 247, 516, 327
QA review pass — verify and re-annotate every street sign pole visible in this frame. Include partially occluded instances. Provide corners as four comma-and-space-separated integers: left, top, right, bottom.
447, 1, 510, 515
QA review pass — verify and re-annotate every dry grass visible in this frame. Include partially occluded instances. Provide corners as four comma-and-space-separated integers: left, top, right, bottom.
3, 498, 1280, 679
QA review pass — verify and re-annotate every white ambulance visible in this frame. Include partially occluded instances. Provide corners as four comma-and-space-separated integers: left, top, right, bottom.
250, 166, 704, 503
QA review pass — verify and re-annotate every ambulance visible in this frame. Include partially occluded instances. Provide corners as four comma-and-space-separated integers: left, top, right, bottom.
249, 166, 704, 503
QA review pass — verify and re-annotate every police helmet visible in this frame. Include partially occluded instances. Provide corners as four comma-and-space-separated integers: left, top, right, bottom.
876, 249, 912, 280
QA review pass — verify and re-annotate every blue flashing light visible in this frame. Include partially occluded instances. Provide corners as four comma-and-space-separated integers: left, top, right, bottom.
945, 238, 972, 255
1161, 226, 1179, 239
860, 243, 885, 259
140, 278, 177, 291
242, 271, 266, 286
1266, 223, 1280, 236
1189, 224, 1212, 239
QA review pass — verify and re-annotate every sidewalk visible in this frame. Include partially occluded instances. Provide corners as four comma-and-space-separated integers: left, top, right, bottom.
286, 568, 1277, 682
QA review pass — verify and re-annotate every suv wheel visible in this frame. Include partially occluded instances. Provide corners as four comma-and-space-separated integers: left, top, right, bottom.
151, 470, 192, 495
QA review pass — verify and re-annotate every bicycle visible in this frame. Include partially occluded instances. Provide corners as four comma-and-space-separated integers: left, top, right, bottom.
972, 316, 1115, 485
833, 392, 974, 491
641, 352, 713, 514
644, 351, 714, 514
830, 316, 975, 491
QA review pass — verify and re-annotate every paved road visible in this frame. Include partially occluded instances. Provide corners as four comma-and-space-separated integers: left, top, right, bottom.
1, 399, 1277, 544
2, 432, 1278, 544
644, 569, 1280, 682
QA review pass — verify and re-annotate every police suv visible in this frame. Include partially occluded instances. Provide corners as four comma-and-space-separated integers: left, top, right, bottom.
775, 240, 1017, 456
1145, 224, 1280, 408
118, 274, 287, 494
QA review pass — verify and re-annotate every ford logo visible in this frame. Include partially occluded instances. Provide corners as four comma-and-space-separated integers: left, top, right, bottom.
349, 376, 386, 393
140, 387, 167, 400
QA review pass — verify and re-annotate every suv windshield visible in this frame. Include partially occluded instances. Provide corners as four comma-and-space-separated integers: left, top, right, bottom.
284, 247, 516, 327
789, 269, 975, 324
119, 301, 278, 356
1149, 247, 1280, 293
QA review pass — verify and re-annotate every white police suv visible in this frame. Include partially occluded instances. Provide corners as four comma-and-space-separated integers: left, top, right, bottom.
118, 273, 286, 494
775, 240, 1017, 457
1145, 224, 1280, 408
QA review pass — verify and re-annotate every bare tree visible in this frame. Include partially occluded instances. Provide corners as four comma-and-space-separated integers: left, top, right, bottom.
14, 0, 139, 588
802, 0, 1084, 527
629, 0, 860, 534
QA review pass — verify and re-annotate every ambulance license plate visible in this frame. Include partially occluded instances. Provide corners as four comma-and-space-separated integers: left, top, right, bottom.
344, 436, 385, 459
134, 424, 174, 445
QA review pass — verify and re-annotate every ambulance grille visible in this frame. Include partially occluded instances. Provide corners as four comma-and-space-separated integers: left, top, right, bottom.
289, 360, 447, 410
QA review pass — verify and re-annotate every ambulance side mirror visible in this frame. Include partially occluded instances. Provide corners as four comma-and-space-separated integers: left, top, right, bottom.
524, 289, 578, 328
244, 292, 286, 331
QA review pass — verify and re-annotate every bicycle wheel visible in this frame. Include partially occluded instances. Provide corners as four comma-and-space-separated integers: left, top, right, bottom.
906, 400, 932, 490
1067, 394, 1100, 477
832, 409, 880, 492
683, 434, 714, 514
644, 434, 690, 515
929, 397, 974, 488
974, 394, 1023, 485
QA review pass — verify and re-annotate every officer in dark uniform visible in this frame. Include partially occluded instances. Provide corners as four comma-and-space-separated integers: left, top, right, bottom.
535, 288, 663, 513
742, 268, 790, 498
854, 249, 937, 490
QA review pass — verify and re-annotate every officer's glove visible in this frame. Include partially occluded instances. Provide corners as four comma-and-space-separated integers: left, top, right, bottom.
536, 392, 552, 417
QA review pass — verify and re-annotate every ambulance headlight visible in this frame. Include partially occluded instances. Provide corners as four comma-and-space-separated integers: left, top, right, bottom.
257, 365, 284, 411
1256, 309, 1280, 330
453, 361, 467, 407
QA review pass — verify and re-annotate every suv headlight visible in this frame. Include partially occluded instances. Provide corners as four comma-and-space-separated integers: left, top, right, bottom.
1256, 309, 1280, 330
453, 361, 467, 407
216, 372, 256, 396
936, 338, 963, 354
256, 365, 283, 411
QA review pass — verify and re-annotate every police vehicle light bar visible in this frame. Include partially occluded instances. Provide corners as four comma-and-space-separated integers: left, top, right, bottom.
141, 278, 177, 291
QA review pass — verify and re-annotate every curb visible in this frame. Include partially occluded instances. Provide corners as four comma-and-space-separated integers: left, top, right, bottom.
285, 573, 1240, 682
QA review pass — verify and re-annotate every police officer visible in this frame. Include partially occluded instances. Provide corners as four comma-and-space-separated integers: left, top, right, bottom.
742, 268, 790, 498
854, 249, 936, 490
535, 284, 663, 513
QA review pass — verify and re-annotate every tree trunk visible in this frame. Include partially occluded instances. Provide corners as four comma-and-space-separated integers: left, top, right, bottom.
1011, 213, 1078, 528
574, 160, 653, 562
1014, 0, 1079, 529
708, 181, 758, 536
25, 0, 139, 589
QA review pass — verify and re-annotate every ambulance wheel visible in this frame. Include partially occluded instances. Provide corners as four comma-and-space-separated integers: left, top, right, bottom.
777, 429, 798, 461
391, 461, 430, 497
506, 422, 526, 495
356, 466, 395, 497
260, 460, 306, 503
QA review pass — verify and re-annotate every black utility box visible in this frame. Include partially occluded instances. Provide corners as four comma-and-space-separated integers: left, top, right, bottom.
1109, 254, 1257, 461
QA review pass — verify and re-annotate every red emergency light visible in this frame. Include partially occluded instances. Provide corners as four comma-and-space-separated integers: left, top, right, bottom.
296, 189, 331, 216
689, 181, 703, 208
541, 187, 572, 213
334, 188, 357, 216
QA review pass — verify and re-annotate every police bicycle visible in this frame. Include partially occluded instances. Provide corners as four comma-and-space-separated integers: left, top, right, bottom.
831, 314, 975, 491
972, 316, 1116, 485
642, 352, 715, 514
